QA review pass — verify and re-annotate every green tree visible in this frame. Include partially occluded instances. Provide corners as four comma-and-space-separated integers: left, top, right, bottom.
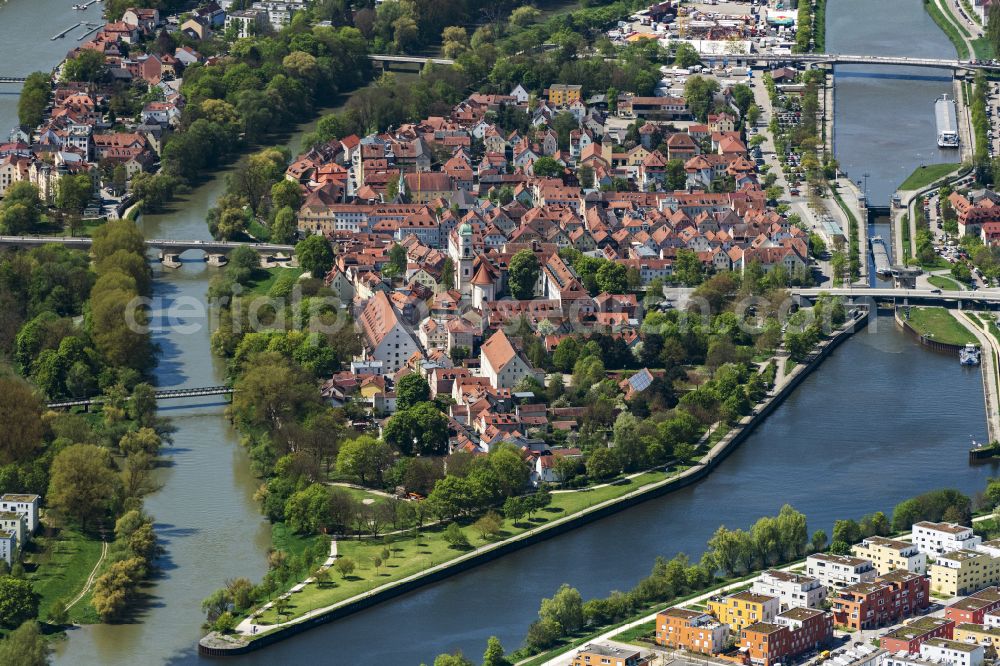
508, 249, 539, 299
483, 636, 509, 666
596, 262, 628, 293
673, 248, 704, 286
443, 522, 470, 549
674, 42, 701, 68
0, 377, 44, 465
296, 235, 335, 277
336, 436, 394, 486
271, 206, 298, 244
531, 157, 563, 178
586, 447, 619, 480
334, 556, 356, 578
442, 258, 455, 290
18, 72, 51, 128
539, 583, 584, 633
684, 76, 721, 122
384, 243, 407, 278
55, 173, 92, 214
396, 373, 430, 411
0, 620, 50, 666
0, 578, 39, 629
383, 403, 450, 456
474, 510, 503, 541
47, 444, 121, 529
63, 49, 106, 83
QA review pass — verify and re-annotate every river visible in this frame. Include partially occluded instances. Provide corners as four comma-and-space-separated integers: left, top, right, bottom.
0, 0, 995, 663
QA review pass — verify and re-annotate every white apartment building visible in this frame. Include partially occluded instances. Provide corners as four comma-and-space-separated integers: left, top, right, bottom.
751, 569, 828, 610
0, 494, 39, 533
920, 639, 985, 666
852, 536, 928, 576
0, 530, 14, 566
912, 521, 982, 557
0, 512, 26, 546
806, 553, 876, 590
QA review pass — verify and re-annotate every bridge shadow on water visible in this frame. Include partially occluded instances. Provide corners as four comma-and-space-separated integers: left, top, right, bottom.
155, 400, 230, 412
835, 71, 953, 82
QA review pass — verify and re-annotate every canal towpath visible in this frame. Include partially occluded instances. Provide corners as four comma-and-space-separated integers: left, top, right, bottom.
953, 310, 1000, 443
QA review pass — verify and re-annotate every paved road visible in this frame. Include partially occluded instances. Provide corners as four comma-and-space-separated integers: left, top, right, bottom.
953, 310, 1000, 443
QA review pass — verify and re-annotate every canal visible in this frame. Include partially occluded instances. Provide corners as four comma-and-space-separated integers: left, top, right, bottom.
0, 0, 994, 663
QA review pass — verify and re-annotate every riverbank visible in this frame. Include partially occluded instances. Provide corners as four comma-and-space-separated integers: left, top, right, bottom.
896, 305, 977, 347
197, 311, 871, 656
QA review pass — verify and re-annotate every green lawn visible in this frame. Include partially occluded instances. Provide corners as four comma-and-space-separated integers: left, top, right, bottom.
611, 619, 656, 645
928, 274, 966, 291
899, 164, 960, 191
23, 527, 104, 622
904, 306, 977, 346
924, 0, 970, 59
250, 470, 683, 627
245, 267, 304, 297
973, 37, 995, 61
921, 256, 952, 271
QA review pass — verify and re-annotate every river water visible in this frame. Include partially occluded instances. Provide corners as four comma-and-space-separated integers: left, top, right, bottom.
0, 0, 995, 663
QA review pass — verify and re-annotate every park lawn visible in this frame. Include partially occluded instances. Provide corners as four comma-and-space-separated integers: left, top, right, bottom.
612, 619, 656, 645
272, 522, 326, 560
928, 274, 966, 291
328, 485, 393, 506
23, 527, 103, 623
899, 164, 960, 191
251, 471, 681, 626
905, 306, 977, 346
245, 266, 304, 297
921, 256, 952, 271
973, 37, 995, 61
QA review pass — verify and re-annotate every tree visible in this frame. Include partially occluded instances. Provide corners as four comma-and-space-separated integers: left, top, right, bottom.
508, 250, 540, 300
673, 248, 704, 286
47, 444, 120, 529
443, 522, 470, 549
231, 353, 323, 434
0, 578, 39, 629
0, 620, 50, 666
539, 583, 584, 634
990, 2, 1000, 58
473, 510, 504, 541
483, 636, 509, 666
395, 373, 430, 411
314, 568, 332, 588
433, 653, 475, 666
334, 557, 356, 579
509, 5, 541, 27
596, 262, 628, 294
442, 258, 455, 290
0, 183, 43, 234
384, 243, 407, 278
271, 206, 298, 244
284, 484, 333, 534
18, 72, 51, 128
336, 436, 394, 486
531, 157, 562, 178
674, 42, 701, 68
503, 496, 527, 526
684, 76, 721, 122
0, 377, 44, 465
586, 447, 619, 480
296, 235, 335, 277
63, 49, 106, 83
383, 402, 450, 456
55, 173, 92, 214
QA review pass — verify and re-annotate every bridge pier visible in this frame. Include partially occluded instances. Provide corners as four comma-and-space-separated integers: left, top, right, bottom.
160, 252, 182, 268
206, 253, 228, 267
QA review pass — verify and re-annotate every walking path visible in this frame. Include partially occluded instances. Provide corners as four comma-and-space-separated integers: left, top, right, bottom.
66, 539, 109, 611
954, 310, 1000, 443
234, 540, 339, 636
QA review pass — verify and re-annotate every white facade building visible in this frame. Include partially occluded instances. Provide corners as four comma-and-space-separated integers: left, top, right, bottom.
920, 639, 985, 666
480, 329, 543, 390
912, 522, 982, 557
358, 292, 421, 374
0, 512, 26, 546
0, 530, 14, 566
806, 553, 876, 590
751, 569, 828, 610
0, 494, 39, 533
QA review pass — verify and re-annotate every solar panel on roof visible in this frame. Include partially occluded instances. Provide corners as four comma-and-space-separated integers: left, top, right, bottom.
628, 370, 653, 392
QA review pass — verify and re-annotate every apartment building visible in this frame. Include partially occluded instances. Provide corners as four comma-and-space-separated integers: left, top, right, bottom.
655, 607, 729, 654
852, 536, 928, 576
708, 591, 780, 632
945, 587, 1000, 625
806, 553, 877, 590
0, 494, 39, 533
912, 522, 982, 557
920, 638, 985, 666
880, 617, 955, 654
931, 550, 1000, 597
954, 622, 1000, 653
570, 643, 648, 666
830, 570, 929, 631
740, 607, 833, 666
751, 570, 828, 610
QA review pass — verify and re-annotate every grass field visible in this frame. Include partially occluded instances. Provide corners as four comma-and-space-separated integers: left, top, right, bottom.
245, 267, 304, 297
611, 619, 656, 645
252, 470, 677, 626
899, 164, 960, 191
23, 527, 104, 623
924, 0, 971, 59
928, 274, 966, 291
904, 306, 977, 346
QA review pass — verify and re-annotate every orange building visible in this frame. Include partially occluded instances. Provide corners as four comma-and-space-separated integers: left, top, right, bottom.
655, 607, 730, 654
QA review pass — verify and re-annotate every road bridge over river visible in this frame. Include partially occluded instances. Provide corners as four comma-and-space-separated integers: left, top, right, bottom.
47, 385, 234, 410
0, 235, 295, 263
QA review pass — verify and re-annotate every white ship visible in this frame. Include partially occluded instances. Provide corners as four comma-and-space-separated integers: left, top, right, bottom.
960, 342, 981, 365
936, 94, 959, 149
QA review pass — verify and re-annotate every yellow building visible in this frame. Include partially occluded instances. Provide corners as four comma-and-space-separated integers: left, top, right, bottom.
931, 551, 1000, 597
954, 623, 1000, 655
851, 536, 927, 576
708, 591, 781, 632
547, 84, 582, 106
